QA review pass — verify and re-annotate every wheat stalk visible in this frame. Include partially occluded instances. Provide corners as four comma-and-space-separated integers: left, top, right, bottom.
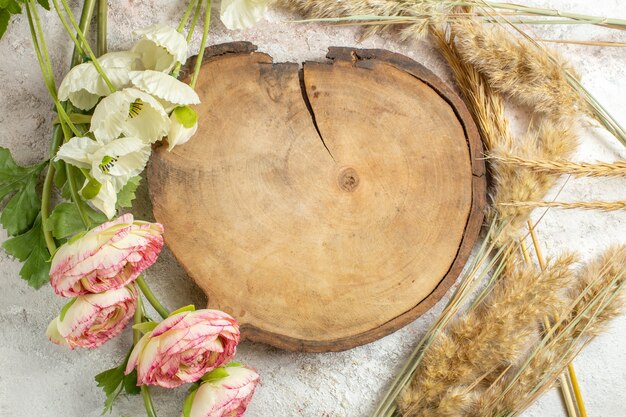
489, 155, 626, 178
397, 252, 578, 417
500, 201, 626, 212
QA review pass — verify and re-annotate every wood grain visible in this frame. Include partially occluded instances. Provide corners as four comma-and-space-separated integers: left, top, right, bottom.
148, 43, 485, 352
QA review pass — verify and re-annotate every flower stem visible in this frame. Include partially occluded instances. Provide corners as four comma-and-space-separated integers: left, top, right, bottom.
41, 127, 64, 254
177, 0, 198, 32
136, 276, 170, 319
172, 0, 202, 77
38, 0, 97, 253
55, 0, 115, 92
72, 0, 97, 66
133, 293, 159, 417
190, 0, 211, 89
186, 0, 203, 44
66, 163, 92, 227
141, 386, 158, 417
26, 1, 80, 137
97, 0, 107, 56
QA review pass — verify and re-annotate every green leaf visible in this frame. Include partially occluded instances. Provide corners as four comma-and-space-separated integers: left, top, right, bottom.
200, 367, 229, 383
0, 10, 10, 40
173, 106, 198, 129
59, 297, 77, 321
3, 216, 40, 261
0, 148, 47, 236
53, 159, 67, 189
131, 321, 158, 334
182, 385, 199, 417
1, 175, 40, 235
123, 369, 141, 395
3, 216, 52, 289
47, 202, 107, 239
95, 349, 139, 414
2, 0, 21, 14
116, 176, 141, 208
36, 0, 50, 11
168, 304, 196, 317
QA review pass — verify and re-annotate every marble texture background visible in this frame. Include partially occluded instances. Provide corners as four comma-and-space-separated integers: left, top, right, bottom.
0, 1, 624, 416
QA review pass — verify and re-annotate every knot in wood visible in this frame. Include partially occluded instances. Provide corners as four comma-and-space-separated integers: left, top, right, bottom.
338, 167, 359, 192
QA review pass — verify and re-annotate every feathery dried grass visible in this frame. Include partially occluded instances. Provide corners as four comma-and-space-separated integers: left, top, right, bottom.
277, 0, 453, 37
489, 156, 626, 178
500, 200, 626, 212
397, 253, 577, 417
566, 245, 626, 338
466, 245, 626, 417
435, 26, 580, 239
451, 19, 585, 120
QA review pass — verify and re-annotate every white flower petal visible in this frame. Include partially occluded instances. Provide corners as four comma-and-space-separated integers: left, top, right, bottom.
90, 90, 129, 141
132, 24, 187, 73
220, 0, 270, 30
129, 70, 200, 112
99, 51, 143, 70
58, 63, 111, 110
167, 111, 198, 151
91, 88, 170, 144
58, 53, 144, 110
55, 136, 101, 169
86, 179, 118, 219
90, 137, 150, 185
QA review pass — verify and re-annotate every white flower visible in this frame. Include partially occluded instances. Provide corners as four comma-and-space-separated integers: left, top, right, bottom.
90, 88, 170, 144
220, 0, 272, 30
167, 106, 198, 151
132, 24, 187, 73
129, 70, 200, 112
58, 52, 142, 111
56, 136, 150, 218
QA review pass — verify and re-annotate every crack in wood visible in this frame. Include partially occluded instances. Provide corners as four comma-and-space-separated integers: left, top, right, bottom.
298, 66, 335, 162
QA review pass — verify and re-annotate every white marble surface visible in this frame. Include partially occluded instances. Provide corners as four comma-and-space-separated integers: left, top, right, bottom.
0, 1, 625, 416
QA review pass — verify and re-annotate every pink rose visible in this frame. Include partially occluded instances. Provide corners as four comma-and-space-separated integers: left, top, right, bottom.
185, 366, 260, 417
50, 213, 164, 297
46, 286, 137, 349
125, 309, 240, 388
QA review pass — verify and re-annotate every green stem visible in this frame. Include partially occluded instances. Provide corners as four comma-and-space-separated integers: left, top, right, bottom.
133, 294, 158, 417
136, 276, 170, 319
26, 2, 81, 137
141, 386, 158, 417
97, 0, 107, 56
190, 0, 211, 89
41, 127, 64, 254
72, 0, 97, 66
481, 1, 626, 29
177, 0, 198, 32
172, 0, 203, 77
66, 164, 92, 228
186, 0, 203, 44
50, 0, 84, 58
38, 0, 97, 254
55, 0, 115, 92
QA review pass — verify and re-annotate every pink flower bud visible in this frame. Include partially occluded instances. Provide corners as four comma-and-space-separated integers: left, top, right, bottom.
186, 366, 260, 417
125, 309, 240, 388
50, 214, 164, 297
46, 287, 137, 349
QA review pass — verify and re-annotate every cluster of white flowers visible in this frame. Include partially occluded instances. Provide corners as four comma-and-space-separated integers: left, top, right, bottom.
56, 24, 200, 219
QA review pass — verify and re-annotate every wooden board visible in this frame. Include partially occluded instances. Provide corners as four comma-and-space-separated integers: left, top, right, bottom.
148, 43, 486, 352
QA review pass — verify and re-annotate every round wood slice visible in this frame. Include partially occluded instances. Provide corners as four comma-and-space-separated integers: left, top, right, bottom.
148, 42, 486, 352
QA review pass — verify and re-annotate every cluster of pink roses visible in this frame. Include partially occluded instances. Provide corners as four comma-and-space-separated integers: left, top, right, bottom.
46, 213, 259, 417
